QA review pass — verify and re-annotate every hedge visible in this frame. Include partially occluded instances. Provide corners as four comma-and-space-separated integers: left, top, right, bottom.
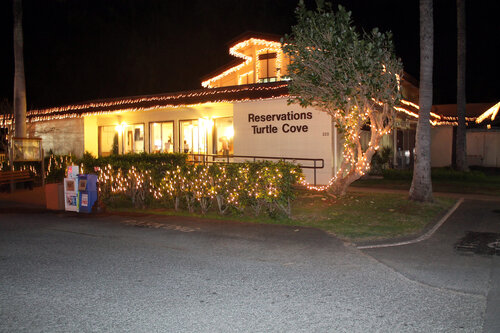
29, 152, 304, 218
97, 160, 303, 217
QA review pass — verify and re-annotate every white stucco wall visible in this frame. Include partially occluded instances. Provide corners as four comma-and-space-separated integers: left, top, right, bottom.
467, 131, 500, 167
233, 98, 334, 185
431, 126, 453, 167
430, 127, 500, 168
30, 118, 84, 157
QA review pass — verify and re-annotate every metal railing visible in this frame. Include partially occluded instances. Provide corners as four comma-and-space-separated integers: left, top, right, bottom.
186, 153, 324, 186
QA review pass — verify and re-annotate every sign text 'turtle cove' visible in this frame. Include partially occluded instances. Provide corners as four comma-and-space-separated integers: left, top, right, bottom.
248, 111, 313, 134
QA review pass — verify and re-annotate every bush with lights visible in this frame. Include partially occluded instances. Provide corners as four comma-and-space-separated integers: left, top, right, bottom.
18, 152, 304, 217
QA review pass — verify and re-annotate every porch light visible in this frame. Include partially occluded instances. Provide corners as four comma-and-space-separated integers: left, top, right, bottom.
225, 125, 234, 139
115, 122, 127, 133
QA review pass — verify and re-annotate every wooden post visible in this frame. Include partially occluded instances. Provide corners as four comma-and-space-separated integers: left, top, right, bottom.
41, 148, 45, 187
9, 141, 14, 192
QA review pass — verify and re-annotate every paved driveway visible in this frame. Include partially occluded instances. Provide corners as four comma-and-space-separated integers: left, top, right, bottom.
362, 199, 500, 333
0, 200, 496, 332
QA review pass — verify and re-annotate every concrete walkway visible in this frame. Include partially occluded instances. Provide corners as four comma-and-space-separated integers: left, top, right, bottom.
361, 199, 500, 332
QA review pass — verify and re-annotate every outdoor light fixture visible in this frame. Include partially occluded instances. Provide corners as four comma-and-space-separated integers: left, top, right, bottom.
115, 122, 127, 133
225, 125, 234, 139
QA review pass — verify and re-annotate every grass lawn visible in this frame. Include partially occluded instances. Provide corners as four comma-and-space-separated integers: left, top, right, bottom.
352, 168, 500, 196
290, 191, 455, 241
352, 177, 500, 196
110, 190, 456, 243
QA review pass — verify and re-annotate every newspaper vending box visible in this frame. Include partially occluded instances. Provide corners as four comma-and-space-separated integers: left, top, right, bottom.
77, 174, 98, 213
64, 165, 79, 212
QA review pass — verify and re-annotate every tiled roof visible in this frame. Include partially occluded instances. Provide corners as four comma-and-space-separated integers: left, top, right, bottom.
27, 82, 290, 122
23, 81, 499, 129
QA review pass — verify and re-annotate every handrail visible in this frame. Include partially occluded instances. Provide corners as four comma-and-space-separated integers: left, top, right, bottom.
186, 153, 324, 185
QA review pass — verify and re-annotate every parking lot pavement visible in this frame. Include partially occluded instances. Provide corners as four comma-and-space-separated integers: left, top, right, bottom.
0, 210, 488, 332
362, 199, 500, 332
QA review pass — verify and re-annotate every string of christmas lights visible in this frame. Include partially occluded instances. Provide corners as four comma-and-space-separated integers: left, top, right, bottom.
93, 161, 302, 215
202, 38, 284, 88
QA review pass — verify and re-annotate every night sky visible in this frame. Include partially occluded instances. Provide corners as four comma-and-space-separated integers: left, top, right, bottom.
0, 0, 498, 110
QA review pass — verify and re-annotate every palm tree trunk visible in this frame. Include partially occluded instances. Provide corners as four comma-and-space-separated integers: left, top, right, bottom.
455, 0, 467, 171
410, 0, 433, 202
13, 0, 27, 138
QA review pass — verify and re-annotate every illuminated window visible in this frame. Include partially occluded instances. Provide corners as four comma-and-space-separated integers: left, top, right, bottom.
258, 52, 277, 83
98, 126, 117, 157
179, 119, 210, 154
214, 117, 234, 156
123, 124, 144, 154
238, 71, 254, 85
149, 121, 174, 153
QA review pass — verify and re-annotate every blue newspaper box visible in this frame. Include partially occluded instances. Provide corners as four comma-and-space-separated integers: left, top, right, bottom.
77, 174, 98, 213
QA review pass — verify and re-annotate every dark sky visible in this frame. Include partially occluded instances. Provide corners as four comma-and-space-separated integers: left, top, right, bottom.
0, 0, 498, 109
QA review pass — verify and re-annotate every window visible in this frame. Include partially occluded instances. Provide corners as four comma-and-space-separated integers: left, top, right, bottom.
98, 126, 117, 157
214, 117, 234, 155
238, 71, 254, 85
150, 121, 174, 153
123, 124, 144, 154
179, 119, 210, 154
258, 52, 277, 83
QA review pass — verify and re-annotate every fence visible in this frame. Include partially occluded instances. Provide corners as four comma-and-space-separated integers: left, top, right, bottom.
185, 153, 324, 186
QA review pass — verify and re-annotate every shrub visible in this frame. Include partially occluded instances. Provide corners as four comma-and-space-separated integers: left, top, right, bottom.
430, 167, 487, 181
382, 168, 412, 180
210, 164, 241, 215
382, 167, 489, 182
370, 146, 393, 175
27, 152, 304, 218
77, 152, 187, 180
45, 154, 74, 183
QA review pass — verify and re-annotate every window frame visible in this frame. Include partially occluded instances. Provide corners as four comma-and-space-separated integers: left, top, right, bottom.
148, 120, 175, 153
123, 122, 145, 154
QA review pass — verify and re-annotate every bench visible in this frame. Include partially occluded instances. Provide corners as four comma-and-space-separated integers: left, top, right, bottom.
0, 170, 34, 191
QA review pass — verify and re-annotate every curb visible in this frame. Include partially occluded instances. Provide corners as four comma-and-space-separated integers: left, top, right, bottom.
356, 197, 464, 250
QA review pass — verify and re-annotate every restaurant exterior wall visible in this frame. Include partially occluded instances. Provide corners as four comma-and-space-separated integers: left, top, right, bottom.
30, 118, 84, 157
467, 130, 500, 167
430, 126, 500, 168
79, 98, 336, 184
233, 98, 334, 185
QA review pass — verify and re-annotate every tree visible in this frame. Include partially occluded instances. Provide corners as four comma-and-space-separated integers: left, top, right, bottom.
13, 0, 27, 138
409, 0, 433, 202
0, 99, 13, 154
283, 1, 402, 196
455, 0, 467, 171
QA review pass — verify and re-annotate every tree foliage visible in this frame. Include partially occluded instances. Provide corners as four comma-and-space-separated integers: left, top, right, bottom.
283, 1, 403, 195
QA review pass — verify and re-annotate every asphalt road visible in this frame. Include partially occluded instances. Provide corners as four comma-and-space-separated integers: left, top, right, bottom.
0, 200, 497, 332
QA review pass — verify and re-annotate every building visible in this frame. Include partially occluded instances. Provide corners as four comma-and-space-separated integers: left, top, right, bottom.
430, 102, 500, 168
7, 33, 497, 185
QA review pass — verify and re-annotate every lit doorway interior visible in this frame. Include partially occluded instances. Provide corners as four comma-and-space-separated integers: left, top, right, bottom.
123, 124, 145, 154
179, 119, 210, 154
214, 117, 234, 155
150, 121, 174, 153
